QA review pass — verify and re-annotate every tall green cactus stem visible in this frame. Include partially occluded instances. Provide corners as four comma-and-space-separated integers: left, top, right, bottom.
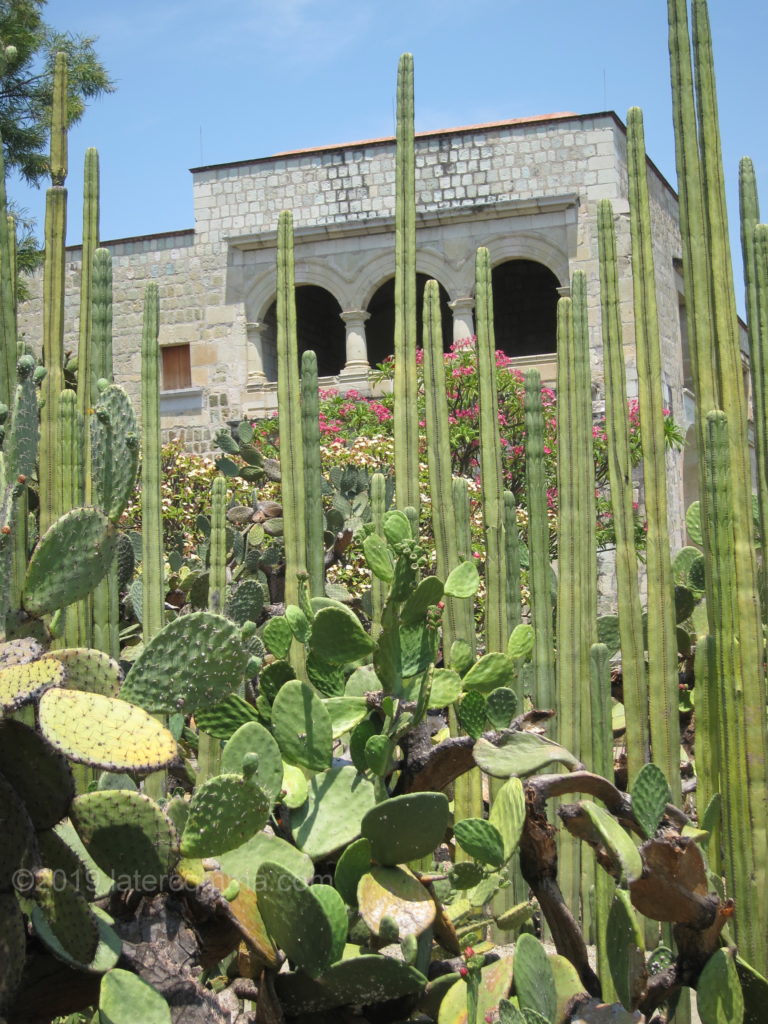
393, 53, 419, 513
90, 247, 118, 658
370, 473, 387, 637
77, 149, 99, 505
139, 284, 164, 644
301, 350, 324, 598
626, 109, 680, 803
451, 476, 476, 659
208, 476, 227, 614
741, 166, 768, 603
590, 642, 617, 1003
38, 52, 68, 536
503, 490, 521, 630
704, 411, 767, 969
523, 370, 554, 709
475, 247, 507, 654
422, 279, 469, 653
0, 142, 17, 410
276, 211, 308, 618
58, 390, 89, 649
597, 200, 648, 783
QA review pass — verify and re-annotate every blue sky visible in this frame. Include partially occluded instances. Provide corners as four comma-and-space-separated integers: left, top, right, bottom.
11, 0, 768, 310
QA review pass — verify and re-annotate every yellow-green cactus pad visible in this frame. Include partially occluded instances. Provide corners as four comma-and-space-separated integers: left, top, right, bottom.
38, 689, 177, 772
180, 773, 271, 858
0, 720, 74, 829
437, 957, 514, 1023
0, 894, 26, 1011
357, 866, 436, 937
30, 904, 121, 974
32, 868, 100, 967
513, 933, 557, 1021
220, 721, 283, 803
119, 611, 248, 715
99, 968, 172, 1024
0, 658, 64, 713
42, 648, 122, 697
0, 637, 44, 670
23, 509, 118, 615
70, 790, 179, 892
275, 955, 427, 1015
205, 870, 278, 970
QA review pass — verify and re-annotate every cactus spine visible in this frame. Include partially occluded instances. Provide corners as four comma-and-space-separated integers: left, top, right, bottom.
276, 211, 307, 616
393, 53, 420, 513
597, 200, 649, 783
475, 247, 508, 654
38, 53, 68, 535
626, 108, 680, 802
301, 350, 325, 598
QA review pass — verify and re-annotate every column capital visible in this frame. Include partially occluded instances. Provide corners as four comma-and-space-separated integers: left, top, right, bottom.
340, 309, 371, 327
448, 296, 474, 314
556, 286, 571, 298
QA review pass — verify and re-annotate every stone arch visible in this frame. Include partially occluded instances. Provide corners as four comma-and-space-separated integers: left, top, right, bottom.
259, 284, 346, 380
246, 259, 351, 325
483, 233, 569, 287
487, 258, 562, 357
365, 274, 453, 367
355, 249, 464, 312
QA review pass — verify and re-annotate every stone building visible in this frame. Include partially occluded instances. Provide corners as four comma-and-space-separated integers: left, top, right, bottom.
18, 109, 712, 547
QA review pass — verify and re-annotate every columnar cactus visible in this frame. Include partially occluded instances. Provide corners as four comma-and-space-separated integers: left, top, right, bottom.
597, 199, 649, 783
301, 350, 325, 598
475, 247, 508, 655
626, 108, 680, 803
393, 53, 420, 513
38, 53, 68, 535
78, 148, 99, 506
139, 283, 164, 645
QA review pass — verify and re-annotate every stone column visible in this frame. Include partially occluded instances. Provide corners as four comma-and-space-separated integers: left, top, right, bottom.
246, 321, 268, 385
448, 296, 475, 344
339, 310, 371, 375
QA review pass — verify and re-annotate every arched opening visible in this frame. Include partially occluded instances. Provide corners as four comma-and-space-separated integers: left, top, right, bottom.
261, 285, 345, 380
490, 259, 560, 357
365, 274, 453, 367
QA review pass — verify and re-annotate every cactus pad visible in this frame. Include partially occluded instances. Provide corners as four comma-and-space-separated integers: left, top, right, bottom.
630, 762, 671, 839
98, 969, 172, 1024
42, 648, 122, 697
271, 679, 332, 772
486, 686, 518, 730
488, 776, 526, 861
70, 790, 179, 891
262, 616, 293, 659
0, 894, 25, 1010
218, 831, 313, 889
0, 720, 74, 829
437, 956, 515, 1023
0, 658, 65, 712
443, 560, 480, 599
32, 868, 100, 967
91, 384, 140, 520
457, 691, 487, 740
194, 693, 259, 739
220, 721, 283, 802
311, 883, 348, 964
275, 955, 427, 1015
461, 652, 515, 694
38, 689, 178, 772
606, 889, 647, 1011
180, 773, 271, 857
513, 933, 557, 1021
361, 792, 449, 866
291, 765, 376, 860
36, 828, 96, 901
453, 818, 506, 868
323, 696, 369, 738
225, 579, 265, 626
580, 801, 643, 885
0, 637, 44, 669
309, 604, 374, 664
357, 865, 436, 937
472, 732, 579, 778
30, 904, 121, 974
334, 837, 373, 906
0, 771, 37, 888
23, 509, 118, 615
204, 870, 278, 970
256, 860, 334, 977
119, 611, 248, 715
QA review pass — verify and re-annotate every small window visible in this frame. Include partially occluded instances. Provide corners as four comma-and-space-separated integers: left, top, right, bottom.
161, 344, 192, 391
